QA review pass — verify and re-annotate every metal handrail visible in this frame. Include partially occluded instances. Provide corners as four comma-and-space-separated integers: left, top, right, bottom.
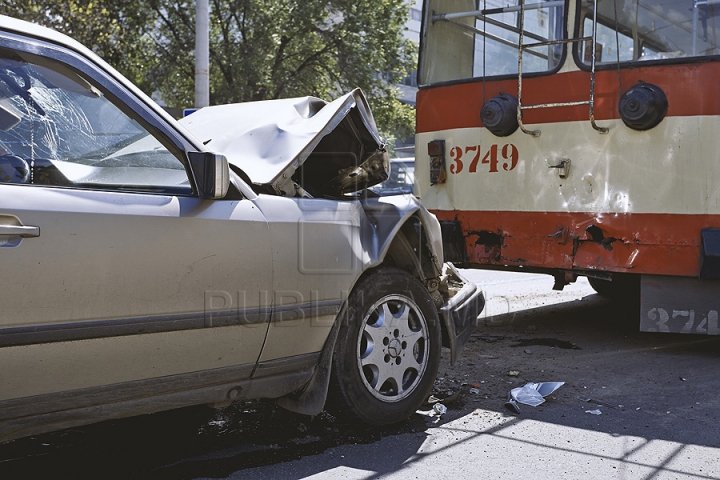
516, 0, 609, 136
446, 19, 549, 60
522, 100, 590, 109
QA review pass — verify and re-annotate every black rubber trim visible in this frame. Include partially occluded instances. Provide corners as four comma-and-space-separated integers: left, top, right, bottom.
0, 301, 341, 347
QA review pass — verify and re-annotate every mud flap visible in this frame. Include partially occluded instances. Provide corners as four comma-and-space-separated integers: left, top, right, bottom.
700, 228, 720, 279
275, 306, 343, 416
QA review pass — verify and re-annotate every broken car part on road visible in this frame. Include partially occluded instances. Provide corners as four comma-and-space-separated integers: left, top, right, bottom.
505, 382, 565, 414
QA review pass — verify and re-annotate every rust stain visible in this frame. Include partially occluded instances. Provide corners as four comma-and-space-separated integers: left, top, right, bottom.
467, 230, 503, 263
433, 209, 708, 276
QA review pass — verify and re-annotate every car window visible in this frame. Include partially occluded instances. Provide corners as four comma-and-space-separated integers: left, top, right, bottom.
420, 0, 566, 84
0, 50, 191, 194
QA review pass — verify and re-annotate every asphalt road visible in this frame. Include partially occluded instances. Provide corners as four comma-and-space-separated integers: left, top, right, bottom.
2, 270, 719, 479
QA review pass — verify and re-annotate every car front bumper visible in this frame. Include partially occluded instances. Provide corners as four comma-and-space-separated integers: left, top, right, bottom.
439, 264, 485, 364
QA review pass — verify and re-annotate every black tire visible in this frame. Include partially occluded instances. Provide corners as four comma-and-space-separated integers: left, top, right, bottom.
587, 274, 640, 300
327, 267, 441, 425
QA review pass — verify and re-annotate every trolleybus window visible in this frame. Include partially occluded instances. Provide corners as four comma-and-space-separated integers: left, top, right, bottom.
419, 0, 565, 84
577, 0, 720, 66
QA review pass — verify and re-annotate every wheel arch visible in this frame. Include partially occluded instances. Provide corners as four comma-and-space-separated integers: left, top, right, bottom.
358, 196, 444, 282
276, 199, 453, 417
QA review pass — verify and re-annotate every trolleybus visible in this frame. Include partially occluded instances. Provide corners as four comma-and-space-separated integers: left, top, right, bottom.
416, 0, 720, 334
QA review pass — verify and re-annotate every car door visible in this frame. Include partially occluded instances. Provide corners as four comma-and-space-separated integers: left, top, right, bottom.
0, 32, 273, 409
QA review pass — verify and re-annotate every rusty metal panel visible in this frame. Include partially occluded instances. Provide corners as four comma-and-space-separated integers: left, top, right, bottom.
640, 275, 720, 334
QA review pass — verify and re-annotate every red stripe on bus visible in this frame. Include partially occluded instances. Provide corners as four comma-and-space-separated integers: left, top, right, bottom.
417, 62, 720, 133
431, 209, 720, 277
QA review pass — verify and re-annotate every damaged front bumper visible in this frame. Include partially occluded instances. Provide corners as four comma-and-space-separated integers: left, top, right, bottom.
439, 264, 485, 364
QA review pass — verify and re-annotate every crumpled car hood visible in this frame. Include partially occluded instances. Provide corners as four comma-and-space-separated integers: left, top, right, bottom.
179, 89, 388, 196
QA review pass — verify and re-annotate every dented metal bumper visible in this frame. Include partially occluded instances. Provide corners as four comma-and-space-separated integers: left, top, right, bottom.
439, 264, 485, 364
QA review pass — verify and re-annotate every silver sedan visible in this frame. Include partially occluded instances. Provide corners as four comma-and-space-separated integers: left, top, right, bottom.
0, 15, 484, 443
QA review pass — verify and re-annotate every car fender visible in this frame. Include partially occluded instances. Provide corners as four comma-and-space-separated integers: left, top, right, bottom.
278, 195, 448, 416
359, 194, 443, 275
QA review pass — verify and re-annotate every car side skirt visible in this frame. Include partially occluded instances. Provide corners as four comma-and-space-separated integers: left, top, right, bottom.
0, 352, 319, 444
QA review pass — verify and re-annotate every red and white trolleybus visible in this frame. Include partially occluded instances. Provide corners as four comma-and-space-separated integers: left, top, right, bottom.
416, 0, 720, 333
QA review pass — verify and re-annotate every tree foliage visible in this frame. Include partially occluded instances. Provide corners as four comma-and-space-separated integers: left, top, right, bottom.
0, 0, 416, 142
0, 1, 158, 92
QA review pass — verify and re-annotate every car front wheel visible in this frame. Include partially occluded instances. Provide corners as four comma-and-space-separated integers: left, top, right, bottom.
327, 267, 441, 425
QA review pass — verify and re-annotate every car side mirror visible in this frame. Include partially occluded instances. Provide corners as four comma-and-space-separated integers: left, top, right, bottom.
188, 152, 230, 199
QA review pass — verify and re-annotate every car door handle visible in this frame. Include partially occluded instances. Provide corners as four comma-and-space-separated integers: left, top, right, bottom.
0, 224, 40, 237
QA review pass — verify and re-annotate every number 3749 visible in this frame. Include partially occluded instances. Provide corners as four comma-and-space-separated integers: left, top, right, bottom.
449, 144, 518, 174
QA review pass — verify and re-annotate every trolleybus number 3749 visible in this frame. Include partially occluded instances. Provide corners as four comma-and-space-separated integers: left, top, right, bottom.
449, 144, 519, 174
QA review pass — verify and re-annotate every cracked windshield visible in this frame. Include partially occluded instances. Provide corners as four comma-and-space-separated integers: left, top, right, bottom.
0, 52, 189, 192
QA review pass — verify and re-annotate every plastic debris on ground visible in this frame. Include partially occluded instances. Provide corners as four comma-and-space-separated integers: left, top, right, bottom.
585, 409, 602, 415
504, 381, 565, 414
432, 403, 447, 415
